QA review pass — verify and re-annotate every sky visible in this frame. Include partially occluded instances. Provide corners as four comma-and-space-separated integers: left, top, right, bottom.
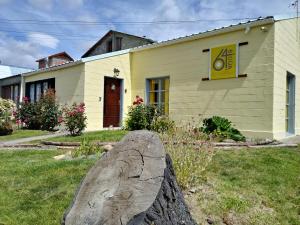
0, 0, 295, 69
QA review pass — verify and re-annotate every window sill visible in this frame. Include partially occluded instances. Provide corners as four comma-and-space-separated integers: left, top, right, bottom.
201, 74, 247, 81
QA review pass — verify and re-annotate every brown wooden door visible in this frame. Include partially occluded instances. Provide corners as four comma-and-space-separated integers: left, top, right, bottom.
103, 77, 121, 127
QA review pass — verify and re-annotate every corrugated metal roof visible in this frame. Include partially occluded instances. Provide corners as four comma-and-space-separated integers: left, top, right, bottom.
0, 65, 33, 79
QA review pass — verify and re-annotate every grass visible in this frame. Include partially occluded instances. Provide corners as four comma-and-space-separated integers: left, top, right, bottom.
42, 130, 128, 143
0, 143, 299, 224
0, 129, 50, 142
0, 150, 96, 225
187, 148, 300, 225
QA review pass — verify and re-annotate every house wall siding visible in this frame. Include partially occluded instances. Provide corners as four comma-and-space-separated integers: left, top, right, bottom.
273, 18, 300, 139
83, 53, 132, 131
23, 64, 85, 105
131, 24, 275, 138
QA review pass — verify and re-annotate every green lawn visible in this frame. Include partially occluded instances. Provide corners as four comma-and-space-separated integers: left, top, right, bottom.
0, 130, 50, 142
43, 130, 128, 143
189, 148, 300, 225
0, 150, 96, 225
0, 147, 299, 225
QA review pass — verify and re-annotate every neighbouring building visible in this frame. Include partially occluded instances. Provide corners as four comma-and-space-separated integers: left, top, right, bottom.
36, 51, 74, 69
0, 64, 33, 103
81, 30, 154, 58
20, 17, 300, 139
26, 52, 74, 102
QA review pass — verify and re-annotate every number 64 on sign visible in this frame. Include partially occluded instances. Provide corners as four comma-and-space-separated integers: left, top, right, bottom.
209, 44, 238, 80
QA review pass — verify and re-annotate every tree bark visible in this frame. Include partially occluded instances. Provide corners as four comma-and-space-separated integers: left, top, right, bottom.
62, 130, 197, 225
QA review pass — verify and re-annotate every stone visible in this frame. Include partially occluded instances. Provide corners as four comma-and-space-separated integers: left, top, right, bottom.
103, 144, 114, 152
62, 130, 197, 225
53, 151, 72, 160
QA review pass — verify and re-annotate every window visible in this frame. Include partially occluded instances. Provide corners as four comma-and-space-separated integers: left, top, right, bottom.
106, 39, 113, 52
147, 77, 169, 114
1, 84, 19, 103
25, 78, 55, 102
116, 37, 122, 51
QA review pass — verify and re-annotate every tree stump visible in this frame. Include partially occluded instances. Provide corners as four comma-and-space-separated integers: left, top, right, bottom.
62, 130, 197, 225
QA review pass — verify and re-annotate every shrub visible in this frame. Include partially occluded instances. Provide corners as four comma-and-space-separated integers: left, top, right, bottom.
72, 138, 103, 158
151, 116, 175, 133
39, 90, 62, 131
201, 116, 245, 141
63, 103, 87, 136
0, 98, 15, 136
15, 97, 42, 129
125, 104, 159, 131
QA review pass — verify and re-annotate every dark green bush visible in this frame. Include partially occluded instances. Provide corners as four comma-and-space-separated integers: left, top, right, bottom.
201, 116, 245, 141
39, 90, 62, 131
16, 90, 62, 131
0, 121, 13, 136
16, 98, 42, 130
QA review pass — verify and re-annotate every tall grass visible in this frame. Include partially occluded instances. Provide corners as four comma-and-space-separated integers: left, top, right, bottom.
160, 124, 215, 190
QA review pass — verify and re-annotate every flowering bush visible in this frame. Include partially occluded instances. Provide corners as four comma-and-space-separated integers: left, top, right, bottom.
125, 97, 160, 131
15, 97, 42, 129
15, 90, 62, 131
39, 90, 62, 131
0, 98, 15, 135
63, 103, 87, 136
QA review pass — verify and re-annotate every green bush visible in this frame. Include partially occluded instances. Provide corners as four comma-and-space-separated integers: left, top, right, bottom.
15, 90, 62, 131
72, 139, 103, 158
151, 116, 175, 133
201, 116, 245, 141
16, 99, 42, 129
125, 104, 159, 130
39, 90, 62, 131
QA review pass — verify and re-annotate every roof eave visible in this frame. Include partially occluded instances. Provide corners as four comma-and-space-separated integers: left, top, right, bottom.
22, 60, 83, 77
131, 17, 275, 53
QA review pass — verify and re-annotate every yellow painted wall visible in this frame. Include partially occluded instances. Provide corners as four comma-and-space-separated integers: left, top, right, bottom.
23, 64, 85, 105
83, 53, 131, 131
131, 24, 275, 138
273, 18, 300, 139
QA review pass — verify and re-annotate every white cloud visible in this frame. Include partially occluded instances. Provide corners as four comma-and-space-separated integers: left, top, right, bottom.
28, 32, 59, 49
0, 33, 44, 68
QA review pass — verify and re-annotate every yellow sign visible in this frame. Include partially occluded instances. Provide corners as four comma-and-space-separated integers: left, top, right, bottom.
210, 44, 237, 80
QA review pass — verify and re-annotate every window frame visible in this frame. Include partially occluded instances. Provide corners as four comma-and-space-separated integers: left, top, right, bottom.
146, 76, 170, 114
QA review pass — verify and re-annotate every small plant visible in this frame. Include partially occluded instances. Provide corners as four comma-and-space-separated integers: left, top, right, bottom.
151, 116, 175, 133
201, 116, 245, 142
39, 89, 62, 131
63, 103, 87, 136
72, 139, 103, 158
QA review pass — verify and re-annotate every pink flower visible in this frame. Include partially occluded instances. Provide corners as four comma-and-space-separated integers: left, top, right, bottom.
133, 95, 143, 105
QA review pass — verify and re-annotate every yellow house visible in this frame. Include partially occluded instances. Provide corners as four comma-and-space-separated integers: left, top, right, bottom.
22, 17, 300, 139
